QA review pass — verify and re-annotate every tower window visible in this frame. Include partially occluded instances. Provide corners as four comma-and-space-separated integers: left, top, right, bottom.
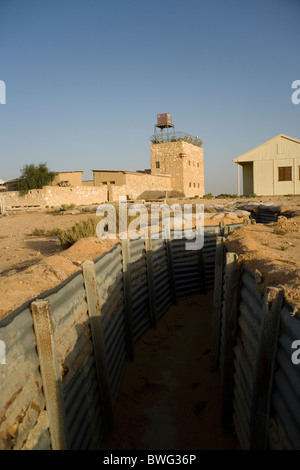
197, 162, 199, 168
194, 183, 196, 187
155, 161, 160, 169
198, 183, 200, 188
189, 182, 191, 187
188, 160, 190, 166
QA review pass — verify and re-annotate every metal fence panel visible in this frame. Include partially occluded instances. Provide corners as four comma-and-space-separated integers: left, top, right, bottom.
268, 302, 300, 449
48, 272, 104, 450
130, 238, 151, 342
95, 243, 126, 405
0, 307, 50, 450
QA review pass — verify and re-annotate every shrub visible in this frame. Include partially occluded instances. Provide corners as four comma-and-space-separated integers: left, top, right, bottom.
31, 227, 63, 237
57, 217, 98, 248
60, 203, 76, 211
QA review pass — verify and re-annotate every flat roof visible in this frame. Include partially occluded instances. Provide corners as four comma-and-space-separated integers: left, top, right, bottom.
92, 170, 171, 177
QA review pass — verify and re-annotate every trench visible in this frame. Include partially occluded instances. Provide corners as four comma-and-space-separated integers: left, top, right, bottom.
101, 291, 237, 450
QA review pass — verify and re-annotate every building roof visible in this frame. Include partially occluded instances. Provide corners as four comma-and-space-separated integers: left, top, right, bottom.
55, 170, 84, 174
233, 134, 300, 163
92, 170, 171, 177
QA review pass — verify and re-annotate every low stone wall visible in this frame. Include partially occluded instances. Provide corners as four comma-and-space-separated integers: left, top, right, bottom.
2, 186, 107, 209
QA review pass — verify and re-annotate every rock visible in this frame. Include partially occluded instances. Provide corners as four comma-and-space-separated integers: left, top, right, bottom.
235, 210, 251, 218
60, 209, 81, 215
224, 212, 239, 220
211, 212, 225, 220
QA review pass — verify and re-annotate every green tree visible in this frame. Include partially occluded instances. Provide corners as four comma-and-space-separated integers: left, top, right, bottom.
18, 163, 56, 195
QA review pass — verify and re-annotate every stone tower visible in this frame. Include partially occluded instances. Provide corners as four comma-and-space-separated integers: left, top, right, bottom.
150, 114, 205, 197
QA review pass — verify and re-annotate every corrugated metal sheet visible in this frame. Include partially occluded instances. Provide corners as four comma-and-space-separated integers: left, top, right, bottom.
0, 307, 50, 450
130, 238, 151, 342
171, 235, 203, 300
253, 211, 278, 224
152, 236, 172, 318
232, 267, 263, 449
48, 272, 104, 450
268, 302, 300, 449
94, 243, 126, 404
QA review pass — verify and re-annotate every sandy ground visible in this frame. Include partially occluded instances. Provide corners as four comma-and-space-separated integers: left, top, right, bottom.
102, 292, 238, 450
225, 215, 300, 313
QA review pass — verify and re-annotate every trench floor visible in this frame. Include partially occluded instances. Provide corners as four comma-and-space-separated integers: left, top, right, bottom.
101, 291, 238, 451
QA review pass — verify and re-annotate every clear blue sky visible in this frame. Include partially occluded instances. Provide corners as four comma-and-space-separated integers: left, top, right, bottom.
0, 0, 299, 194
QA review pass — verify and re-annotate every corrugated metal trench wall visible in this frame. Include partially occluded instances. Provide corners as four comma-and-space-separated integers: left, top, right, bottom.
0, 224, 238, 450
211, 237, 300, 450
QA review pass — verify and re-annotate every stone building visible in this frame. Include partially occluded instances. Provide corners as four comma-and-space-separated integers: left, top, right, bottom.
93, 114, 205, 200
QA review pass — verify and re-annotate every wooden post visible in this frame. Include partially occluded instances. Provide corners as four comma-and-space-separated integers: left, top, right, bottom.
145, 237, 157, 328
30, 299, 68, 450
220, 252, 240, 428
121, 238, 134, 360
82, 260, 114, 434
250, 287, 284, 450
211, 236, 225, 371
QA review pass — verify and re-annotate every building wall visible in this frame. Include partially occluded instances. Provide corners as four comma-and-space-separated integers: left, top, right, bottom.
93, 171, 127, 187
238, 136, 300, 195
150, 141, 205, 197
52, 172, 83, 186
124, 173, 172, 200
2, 186, 107, 208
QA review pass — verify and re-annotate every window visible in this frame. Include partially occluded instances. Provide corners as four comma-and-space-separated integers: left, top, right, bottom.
110, 181, 115, 185
102, 181, 107, 185
189, 182, 191, 187
197, 162, 199, 168
198, 183, 200, 188
155, 161, 160, 169
299, 166, 300, 180
278, 167, 292, 181
194, 183, 196, 187
188, 160, 191, 166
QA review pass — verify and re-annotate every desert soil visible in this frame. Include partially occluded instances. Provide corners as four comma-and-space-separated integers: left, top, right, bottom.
225, 215, 300, 313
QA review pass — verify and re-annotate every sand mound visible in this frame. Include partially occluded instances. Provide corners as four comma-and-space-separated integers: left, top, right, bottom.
225, 216, 300, 313
0, 237, 118, 320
